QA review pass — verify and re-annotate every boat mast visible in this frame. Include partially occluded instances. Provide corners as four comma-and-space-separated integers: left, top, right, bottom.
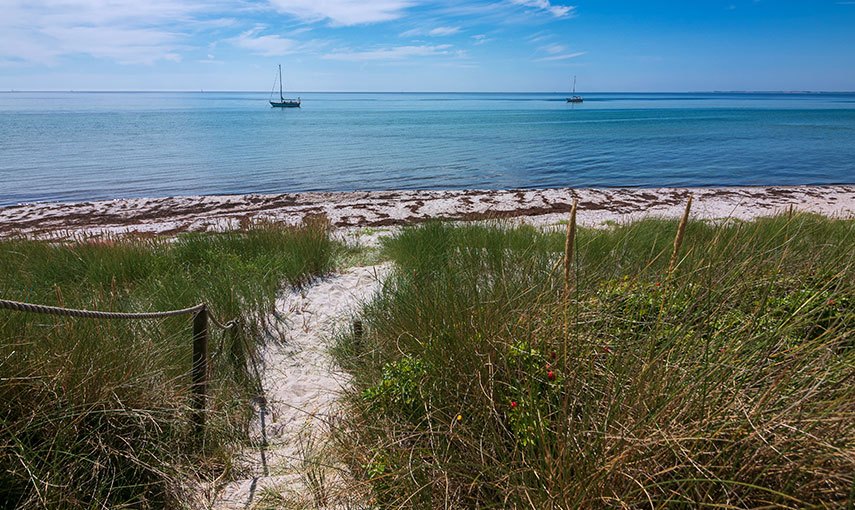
279, 65, 284, 101
573, 75, 577, 95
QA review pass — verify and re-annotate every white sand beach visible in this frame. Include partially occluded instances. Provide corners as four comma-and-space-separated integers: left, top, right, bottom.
3, 185, 855, 240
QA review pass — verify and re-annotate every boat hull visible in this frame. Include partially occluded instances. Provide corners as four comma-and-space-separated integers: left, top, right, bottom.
270, 100, 301, 108
566, 97, 583, 103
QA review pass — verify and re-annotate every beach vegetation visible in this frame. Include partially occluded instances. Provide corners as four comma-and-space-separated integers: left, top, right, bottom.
335, 213, 855, 508
0, 218, 340, 509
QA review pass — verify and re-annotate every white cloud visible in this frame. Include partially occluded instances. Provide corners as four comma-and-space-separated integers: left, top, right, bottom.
539, 43, 566, 55
0, 0, 219, 65
322, 44, 452, 61
400, 26, 461, 37
534, 51, 584, 62
428, 26, 461, 36
527, 31, 554, 43
227, 25, 302, 56
199, 54, 224, 64
471, 34, 490, 45
39, 26, 184, 64
509, 0, 576, 18
267, 0, 414, 26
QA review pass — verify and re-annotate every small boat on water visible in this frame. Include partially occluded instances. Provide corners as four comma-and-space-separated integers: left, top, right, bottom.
270, 65, 300, 108
567, 76, 583, 103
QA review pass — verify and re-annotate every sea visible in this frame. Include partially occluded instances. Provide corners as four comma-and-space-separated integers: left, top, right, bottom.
1, 91, 854, 207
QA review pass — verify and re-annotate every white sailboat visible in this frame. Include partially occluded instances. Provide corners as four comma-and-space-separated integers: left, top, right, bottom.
567, 76, 583, 103
270, 65, 301, 108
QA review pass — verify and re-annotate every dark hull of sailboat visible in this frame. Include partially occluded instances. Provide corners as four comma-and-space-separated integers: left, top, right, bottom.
270, 100, 301, 108
566, 97, 583, 103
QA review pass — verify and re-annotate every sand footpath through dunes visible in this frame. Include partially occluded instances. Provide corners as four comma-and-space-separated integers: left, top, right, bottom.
206, 264, 390, 510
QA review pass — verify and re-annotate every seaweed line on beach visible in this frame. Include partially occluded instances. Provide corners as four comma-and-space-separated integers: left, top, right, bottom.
3, 186, 855, 240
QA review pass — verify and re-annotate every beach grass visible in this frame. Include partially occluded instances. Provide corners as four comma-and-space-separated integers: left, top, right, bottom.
335, 213, 855, 508
0, 218, 340, 509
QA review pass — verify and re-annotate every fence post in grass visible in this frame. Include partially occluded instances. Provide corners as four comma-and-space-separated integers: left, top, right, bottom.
668, 194, 693, 275
564, 199, 579, 296
563, 199, 578, 350
192, 305, 208, 435
353, 319, 364, 347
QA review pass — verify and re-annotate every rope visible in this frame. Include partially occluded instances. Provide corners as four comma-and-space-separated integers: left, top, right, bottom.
207, 309, 237, 330
0, 298, 204, 320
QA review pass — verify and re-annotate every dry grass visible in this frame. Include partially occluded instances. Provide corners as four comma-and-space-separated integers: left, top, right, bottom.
0, 218, 342, 509
334, 214, 855, 508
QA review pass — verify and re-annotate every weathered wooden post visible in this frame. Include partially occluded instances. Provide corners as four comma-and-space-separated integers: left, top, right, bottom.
668, 194, 693, 275
353, 319, 364, 347
564, 199, 578, 296
192, 306, 208, 434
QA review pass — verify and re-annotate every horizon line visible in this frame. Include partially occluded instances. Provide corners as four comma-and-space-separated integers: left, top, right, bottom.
3, 89, 855, 94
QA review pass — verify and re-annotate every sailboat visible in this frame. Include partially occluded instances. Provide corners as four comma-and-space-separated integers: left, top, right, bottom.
270, 65, 301, 108
566, 76, 583, 103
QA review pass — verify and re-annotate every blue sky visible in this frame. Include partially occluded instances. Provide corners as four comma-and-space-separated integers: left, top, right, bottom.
1, 0, 854, 92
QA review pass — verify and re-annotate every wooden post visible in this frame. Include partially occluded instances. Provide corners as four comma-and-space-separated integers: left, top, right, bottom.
353, 319, 363, 346
564, 199, 578, 296
668, 195, 693, 274
192, 306, 208, 435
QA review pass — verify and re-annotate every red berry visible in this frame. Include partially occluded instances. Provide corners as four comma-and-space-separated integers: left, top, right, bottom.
547, 371, 555, 380
510, 401, 518, 408
550, 351, 557, 360
603, 346, 612, 354
828, 299, 835, 305
655, 282, 661, 287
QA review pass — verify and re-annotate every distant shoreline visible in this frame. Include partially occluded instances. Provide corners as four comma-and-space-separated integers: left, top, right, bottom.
4, 90, 855, 94
2, 185, 854, 239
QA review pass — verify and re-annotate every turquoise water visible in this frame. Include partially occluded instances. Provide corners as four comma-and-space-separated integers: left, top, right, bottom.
1, 91, 854, 206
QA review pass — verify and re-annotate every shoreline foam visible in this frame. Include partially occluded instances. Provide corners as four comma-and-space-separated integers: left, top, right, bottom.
2, 185, 854, 239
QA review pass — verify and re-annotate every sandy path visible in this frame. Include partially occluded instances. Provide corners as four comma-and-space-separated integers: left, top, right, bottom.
208, 264, 389, 509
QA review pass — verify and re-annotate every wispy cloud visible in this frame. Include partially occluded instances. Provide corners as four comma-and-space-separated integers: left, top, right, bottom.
526, 31, 555, 44
227, 25, 302, 56
509, 0, 577, 18
0, 0, 220, 65
471, 34, 491, 45
198, 54, 224, 64
322, 44, 452, 61
539, 43, 566, 55
267, 0, 414, 26
41, 25, 186, 64
400, 26, 462, 37
534, 51, 584, 62
428, 26, 462, 36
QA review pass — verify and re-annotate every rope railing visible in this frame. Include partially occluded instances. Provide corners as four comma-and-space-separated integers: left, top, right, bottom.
0, 297, 237, 436
0, 298, 204, 319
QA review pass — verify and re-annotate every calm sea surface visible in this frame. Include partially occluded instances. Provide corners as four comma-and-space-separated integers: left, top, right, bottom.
1, 91, 854, 206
